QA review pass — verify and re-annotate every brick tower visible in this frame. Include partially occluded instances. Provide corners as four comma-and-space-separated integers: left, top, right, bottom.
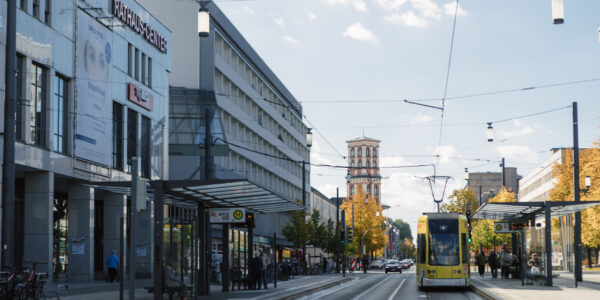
346, 135, 381, 204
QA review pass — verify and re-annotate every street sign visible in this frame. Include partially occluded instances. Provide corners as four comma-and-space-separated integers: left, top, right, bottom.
494, 222, 516, 233
210, 208, 246, 223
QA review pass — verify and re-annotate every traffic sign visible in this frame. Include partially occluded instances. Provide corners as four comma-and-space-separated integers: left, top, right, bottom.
494, 222, 516, 233
210, 208, 246, 223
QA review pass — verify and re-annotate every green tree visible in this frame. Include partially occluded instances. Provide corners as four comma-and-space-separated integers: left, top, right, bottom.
392, 218, 413, 241
282, 210, 311, 248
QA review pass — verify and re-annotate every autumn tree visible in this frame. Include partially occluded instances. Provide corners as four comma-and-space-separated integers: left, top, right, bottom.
340, 187, 387, 257
440, 187, 479, 214
549, 147, 600, 266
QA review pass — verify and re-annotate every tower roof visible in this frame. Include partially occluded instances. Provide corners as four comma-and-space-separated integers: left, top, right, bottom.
346, 135, 381, 143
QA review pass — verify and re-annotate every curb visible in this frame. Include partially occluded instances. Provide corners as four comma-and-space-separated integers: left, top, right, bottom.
277, 277, 353, 300
470, 284, 497, 300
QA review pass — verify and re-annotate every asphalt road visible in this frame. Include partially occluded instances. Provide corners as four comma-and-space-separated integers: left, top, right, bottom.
300, 267, 485, 300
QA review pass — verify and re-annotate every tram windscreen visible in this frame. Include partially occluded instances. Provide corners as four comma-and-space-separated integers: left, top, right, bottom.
428, 218, 459, 266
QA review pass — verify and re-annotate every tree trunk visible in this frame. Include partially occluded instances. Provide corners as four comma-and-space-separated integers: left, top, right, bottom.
588, 247, 593, 268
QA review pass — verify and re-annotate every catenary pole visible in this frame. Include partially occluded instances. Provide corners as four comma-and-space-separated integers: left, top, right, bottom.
573, 101, 582, 282
2, 0, 17, 269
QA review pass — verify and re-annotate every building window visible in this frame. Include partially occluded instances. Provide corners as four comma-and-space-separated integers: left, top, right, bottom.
350, 185, 354, 195
15, 54, 25, 142
351, 148, 355, 157
142, 53, 147, 85
374, 186, 378, 195
373, 160, 377, 168
366, 147, 370, 157
351, 160, 355, 168
112, 102, 124, 170
43, 0, 51, 24
32, 0, 40, 18
52, 74, 68, 153
127, 44, 133, 76
134, 48, 140, 81
141, 116, 151, 178
367, 185, 371, 194
358, 160, 362, 168
127, 109, 138, 173
30, 63, 47, 147
366, 160, 370, 168
19, 0, 28, 11
358, 147, 362, 156
373, 148, 377, 157
148, 57, 152, 88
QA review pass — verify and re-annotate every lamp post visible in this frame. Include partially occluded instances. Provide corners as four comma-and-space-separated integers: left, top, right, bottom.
487, 123, 494, 142
572, 102, 582, 282
551, 0, 565, 24
302, 129, 312, 275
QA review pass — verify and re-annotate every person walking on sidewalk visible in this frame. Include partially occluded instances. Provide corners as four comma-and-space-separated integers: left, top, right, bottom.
251, 251, 263, 290
107, 250, 119, 282
362, 256, 369, 273
476, 249, 486, 277
259, 248, 270, 289
488, 250, 498, 278
501, 247, 512, 278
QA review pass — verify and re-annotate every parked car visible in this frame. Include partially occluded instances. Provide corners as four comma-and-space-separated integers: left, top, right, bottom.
384, 260, 402, 273
370, 259, 385, 269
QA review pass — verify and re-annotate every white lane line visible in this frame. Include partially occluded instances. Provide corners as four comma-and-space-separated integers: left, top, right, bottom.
306, 278, 356, 299
387, 279, 405, 300
287, 279, 335, 291
351, 276, 393, 300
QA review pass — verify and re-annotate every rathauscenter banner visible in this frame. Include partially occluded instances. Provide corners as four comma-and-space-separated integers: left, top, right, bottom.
75, 10, 112, 166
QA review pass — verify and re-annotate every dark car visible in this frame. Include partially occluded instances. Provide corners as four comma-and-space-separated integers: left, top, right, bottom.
385, 260, 402, 274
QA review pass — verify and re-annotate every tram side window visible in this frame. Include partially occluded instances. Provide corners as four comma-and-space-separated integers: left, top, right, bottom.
418, 234, 426, 264
461, 233, 469, 264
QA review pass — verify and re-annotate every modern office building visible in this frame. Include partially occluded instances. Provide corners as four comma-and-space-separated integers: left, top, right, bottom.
346, 136, 381, 204
519, 148, 590, 203
138, 0, 310, 281
468, 168, 519, 204
0, 0, 171, 282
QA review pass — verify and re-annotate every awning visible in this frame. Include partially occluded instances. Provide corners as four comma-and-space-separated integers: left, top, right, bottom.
85, 179, 304, 214
471, 201, 600, 222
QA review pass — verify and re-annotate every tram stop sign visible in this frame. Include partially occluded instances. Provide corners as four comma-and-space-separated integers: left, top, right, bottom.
210, 208, 246, 223
494, 222, 516, 233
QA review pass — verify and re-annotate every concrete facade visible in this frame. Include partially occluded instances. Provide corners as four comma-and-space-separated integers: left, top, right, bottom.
0, 0, 171, 282
468, 167, 519, 204
138, 1, 310, 248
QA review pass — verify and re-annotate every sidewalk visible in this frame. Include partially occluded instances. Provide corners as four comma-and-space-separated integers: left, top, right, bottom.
471, 270, 600, 300
43, 273, 352, 299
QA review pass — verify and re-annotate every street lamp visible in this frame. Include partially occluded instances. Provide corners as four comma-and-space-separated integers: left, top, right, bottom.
487, 122, 494, 142
306, 128, 313, 148
585, 176, 591, 190
365, 194, 369, 204
197, 1, 211, 37
551, 0, 564, 24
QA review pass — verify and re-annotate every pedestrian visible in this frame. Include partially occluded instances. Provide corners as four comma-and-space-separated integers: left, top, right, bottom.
488, 250, 498, 278
501, 247, 512, 278
252, 251, 263, 290
362, 256, 369, 273
164, 260, 186, 299
476, 249, 486, 277
107, 250, 119, 282
322, 257, 328, 274
259, 248, 270, 289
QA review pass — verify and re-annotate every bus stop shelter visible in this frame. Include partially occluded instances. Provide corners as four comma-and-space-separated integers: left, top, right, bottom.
471, 201, 600, 287
87, 178, 304, 298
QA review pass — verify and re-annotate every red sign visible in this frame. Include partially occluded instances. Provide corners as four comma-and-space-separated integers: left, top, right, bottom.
128, 83, 153, 111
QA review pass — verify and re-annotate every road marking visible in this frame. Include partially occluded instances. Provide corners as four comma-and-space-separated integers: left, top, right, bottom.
387, 279, 405, 300
304, 278, 355, 299
351, 276, 393, 300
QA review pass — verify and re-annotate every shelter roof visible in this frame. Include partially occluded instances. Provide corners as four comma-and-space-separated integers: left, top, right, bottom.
471, 201, 600, 223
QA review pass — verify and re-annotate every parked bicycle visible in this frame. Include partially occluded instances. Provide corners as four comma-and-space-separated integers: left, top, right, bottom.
0, 265, 28, 299
21, 260, 48, 299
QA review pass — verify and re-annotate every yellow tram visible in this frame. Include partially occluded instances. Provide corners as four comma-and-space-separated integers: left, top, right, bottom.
416, 213, 470, 289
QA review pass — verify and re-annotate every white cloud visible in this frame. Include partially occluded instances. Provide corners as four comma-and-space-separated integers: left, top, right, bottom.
323, 0, 368, 12
310, 142, 334, 166
307, 11, 317, 21
342, 22, 378, 44
315, 183, 339, 199
373, 0, 407, 11
411, 0, 441, 20
414, 113, 433, 123
496, 145, 539, 162
283, 35, 299, 44
384, 11, 428, 28
275, 17, 285, 28
380, 155, 409, 166
443, 1, 468, 16
432, 145, 462, 164
496, 120, 536, 140
242, 6, 255, 15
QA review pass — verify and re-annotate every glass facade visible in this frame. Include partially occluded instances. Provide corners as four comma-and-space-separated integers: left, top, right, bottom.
30, 63, 47, 147
53, 74, 67, 154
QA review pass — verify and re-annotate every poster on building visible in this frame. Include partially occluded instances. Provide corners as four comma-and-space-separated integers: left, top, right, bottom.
136, 242, 147, 257
75, 10, 112, 166
72, 237, 85, 255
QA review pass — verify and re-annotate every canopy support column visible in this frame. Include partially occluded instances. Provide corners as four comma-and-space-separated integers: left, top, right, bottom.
545, 204, 553, 286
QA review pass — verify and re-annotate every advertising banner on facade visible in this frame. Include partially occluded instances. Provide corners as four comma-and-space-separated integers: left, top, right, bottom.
75, 10, 112, 166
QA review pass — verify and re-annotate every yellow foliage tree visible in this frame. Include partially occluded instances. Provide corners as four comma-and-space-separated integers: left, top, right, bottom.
549, 147, 600, 255
340, 187, 387, 257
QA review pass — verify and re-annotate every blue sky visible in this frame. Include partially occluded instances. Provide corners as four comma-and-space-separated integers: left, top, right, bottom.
217, 0, 600, 235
